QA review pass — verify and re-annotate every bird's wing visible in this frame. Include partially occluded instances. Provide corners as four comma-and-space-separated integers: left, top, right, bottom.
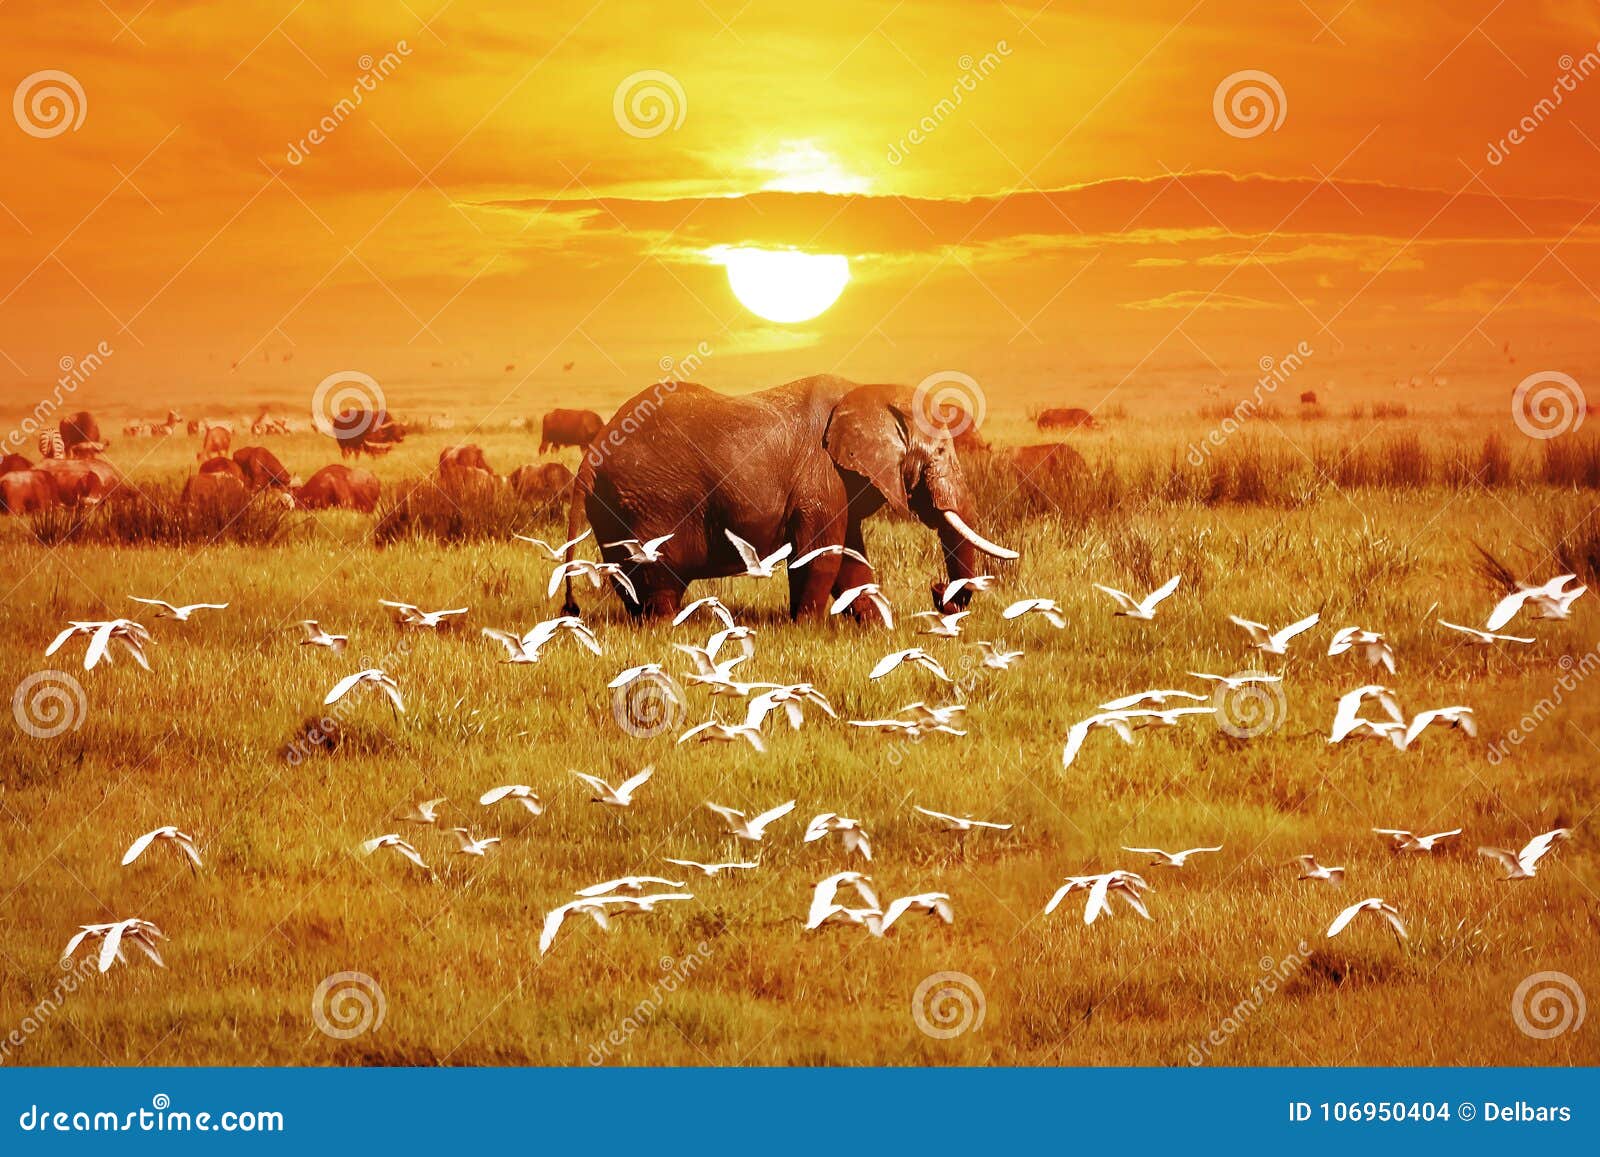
1476, 846, 1519, 872
869, 651, 907, 679
121, 830, 161, 865
1001, 599, 1037, 619
1061, 719, 1091, 768
1044, 882, 1075, 914
83, 621, 117, 670
539, 905, 572, 955
608, 665, 649, 688
1485, 589, 1531, 631
1325, 901, 1367, 938
1093, 584, 1136, 611
98, 921, 129, 972
919, 654, 953, 681
129, 597, 174, 611
618, 766, 655, 795
1145, 574, 1182, 609
1121, 846, 1164, 856
881, 896, 915, 930
1327, 626, 1358, 655
1229, 615, 1269, 641
480, 628, 524, 659
1520, 829, 1569, 866
379, 680, 405, 713
705, 803, 744, 825
724, 530, 759, 567
830, 586, 865, 614
1271, 613, 1321, 648
44, 625, 81, 656
1403, 710, 1440, 747
762, 543, 794, 568
571, 771, 612, 795
872, 591, 895, 630
1378, 905, 1408, 939
610, 571, 640, 604
324, 671, 368, 705
790, 545, 831, 567
752, 800, 797, 830
1084, 875, 1114, 924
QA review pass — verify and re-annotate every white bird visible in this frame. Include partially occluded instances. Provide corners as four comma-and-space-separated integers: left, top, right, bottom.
548, 560, 638, 604
971, 640, 1024, 669
678, 718, 768, 751
1329, 685, 1404, 744
1373, 827, 1462, 853
396, 797, 449, 824
450, 828, 501, 856
1002, 598, 1066, 628
724, 530, 792, 577
379, 600, 468, 629
128, 597, 228, 621
299, 620, 347, 652
809, 905, 886, 936
791, 543, 870, 568
121, 826, 202, 869
1122, 844, 1222, 868
1188, 670, 1282, 689
913, 805, 1012, 833
1326, 897, 1407, 941
746, 684, 836, 730
803, 813, 872, 861
539, 896, 620, 955
1486, 574, 1586, 630
1327, 626, 1396, 673
869, 648, 952, 682
46, 619, 152, 671
1403, 706, 1476, 747
704, 625, 757, 664
575, 875, 686, 897
682, 664, 775, 699
63, 918, 166, 973
608, 664, 682, 703
1437, 619, 1535, 646
898, 700, 967, 728
672, 596, 736, 629
1093, 574, 1181, 619
663, 858, 759, 877
1294, 854, 1345, 884
881, 892, 955, 931
938, 574, 997, 607
603, 534, 674, 562
1478, 828, 1571, 879
848, 718, 924, 737
705, 799, 796, 842
360, 834, 430, 871
806, 871, 880, 928
514, 528, 591, 560
484, 616, 603, 663
325, 668, 404, 714
1099, 688, 1209, 711
831, 583, 894, 627
1046, 871, 1151, 924
572, 766, 654, 807
1061, 711, 1137, 769
1230, 612, 1321, 654
914, 609, 969, 637
477, 784, 544, 815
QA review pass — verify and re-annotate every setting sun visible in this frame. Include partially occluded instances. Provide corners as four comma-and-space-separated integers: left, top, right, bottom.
716, 247, 852, 324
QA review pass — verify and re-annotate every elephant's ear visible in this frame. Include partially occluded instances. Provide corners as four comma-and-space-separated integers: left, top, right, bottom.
825, 389, 911, 513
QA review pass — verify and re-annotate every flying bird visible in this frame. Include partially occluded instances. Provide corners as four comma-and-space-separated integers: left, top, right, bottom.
548, 560, 638, 604
47, 619, 152, 671
1099, 688, 1209, 712
806, 871, 880, 928
379, 600, 468, 629
1478, 828, 1571, 879
971, 640, 1024, 669
938, 575, 997, 607
1122, 844, 1222, 868
604, 534, 675, 563
1326, 897, 1407, 941
450, 828, 501, 856
1486, 574, 1586, 630
1436, 619, 1534, 646
1061, 711, 1138, 769
325, 668, 404, 714
913, 805, 1012, 833
1093, 574, 1181, 620
1294, 854, 1345, 884
572, 766, 655, 807
881, 892, 954, 931
575, 876, 686, 897
1373, 827, 1462, 853
1329, 685, 1404, 744
299, 620, 348, 652
678, 717, 768, 751
869, 648, 952, 683
1188, 671, 1281, 689
121, 826, 202, 870
1403, 706, 1476, 747
913, 609, 969, 637
791, 544, 870, 568
1328, 626, 1396, 673
478, 784, 544, 815
539, 897, 620, 955
63, 918, 167, 973
1002, 598, 1066, 628
803, 813, 872, 861
514, 528, 592, 560
396, 798, 449, 824
831, 583, 895, 627
1230, 612, 1321, 655
724, 530, 793, 577
128, 597, 228, 621
360, 834, 430, 871
663, 857, 760, 877
705, 799, 796, 841
671, 596, 737, 629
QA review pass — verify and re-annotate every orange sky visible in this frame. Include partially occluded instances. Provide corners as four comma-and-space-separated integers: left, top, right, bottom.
1, 0, 1598, 410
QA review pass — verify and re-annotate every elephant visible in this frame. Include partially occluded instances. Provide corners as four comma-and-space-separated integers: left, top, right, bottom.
539, 408, 604, 453
558, 375, 1017, 620
233, 445, 295, 490
294, 464, 380, 511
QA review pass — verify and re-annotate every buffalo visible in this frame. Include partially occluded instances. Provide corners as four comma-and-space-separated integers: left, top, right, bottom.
294, 464, 380, 511
1036, 407, 1097, 431
438, 444, 495, 476
539, 408, 603, 453
60, 411, 101, 453
508, 461, 575, 503
34, 457, 122, 506
0, 470, 57, 514
198, 423, 232, 461
332, 409, 404, 458
0, 452, 30, 475
1009, 442, 1087, 502
1300, 390, 1318, 405
198, 456, 247, 481
181, 470, 251, 509
234, 445, 295, 490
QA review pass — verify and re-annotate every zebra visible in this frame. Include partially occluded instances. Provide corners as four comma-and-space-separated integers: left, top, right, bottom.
37, 427, 65, 459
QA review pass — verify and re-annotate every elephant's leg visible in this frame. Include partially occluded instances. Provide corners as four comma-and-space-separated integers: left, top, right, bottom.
626, 564, 686, 621
787, 509, 845, 620
831, 522, 889, 626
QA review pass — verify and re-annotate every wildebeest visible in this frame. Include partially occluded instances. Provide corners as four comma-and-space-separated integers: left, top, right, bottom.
539, 408, 604, 453
1299, 390, 1318, 405
332, 409, 405, 458
438, 444, 495, 476
0, 470, 57, 514
59, 411, 101, 453
197, 456, 247, 482
294, 464, 380, 511
198, 423, 232, 461
508, 461, 575, 503
1036, 407, 1097, 431
233, 446, 295, 490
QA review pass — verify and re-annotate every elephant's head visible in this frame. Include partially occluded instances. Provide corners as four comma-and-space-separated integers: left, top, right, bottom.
824, 384, 1017, 608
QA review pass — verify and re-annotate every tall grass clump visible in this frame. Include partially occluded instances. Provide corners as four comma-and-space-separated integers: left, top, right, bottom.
373, 477, 564, 546
28, 486, 298, 547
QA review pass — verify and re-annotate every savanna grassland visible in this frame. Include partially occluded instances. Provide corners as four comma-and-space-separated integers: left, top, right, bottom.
1, 373, 1597, 1067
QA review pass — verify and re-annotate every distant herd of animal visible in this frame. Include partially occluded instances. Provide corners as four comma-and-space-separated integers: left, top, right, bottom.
0, 396, 1092, 517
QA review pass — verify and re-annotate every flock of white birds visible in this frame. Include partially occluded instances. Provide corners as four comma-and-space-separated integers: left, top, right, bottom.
47, 529, 1585, 971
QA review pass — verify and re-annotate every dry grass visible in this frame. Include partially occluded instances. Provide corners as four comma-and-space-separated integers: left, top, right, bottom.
0, 406, 1596, 1067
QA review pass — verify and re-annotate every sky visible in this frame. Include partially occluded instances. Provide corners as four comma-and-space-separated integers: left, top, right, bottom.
1, 0, 1598, 413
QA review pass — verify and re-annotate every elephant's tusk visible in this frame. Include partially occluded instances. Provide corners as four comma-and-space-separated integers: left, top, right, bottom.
942, 510, 1019, 560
